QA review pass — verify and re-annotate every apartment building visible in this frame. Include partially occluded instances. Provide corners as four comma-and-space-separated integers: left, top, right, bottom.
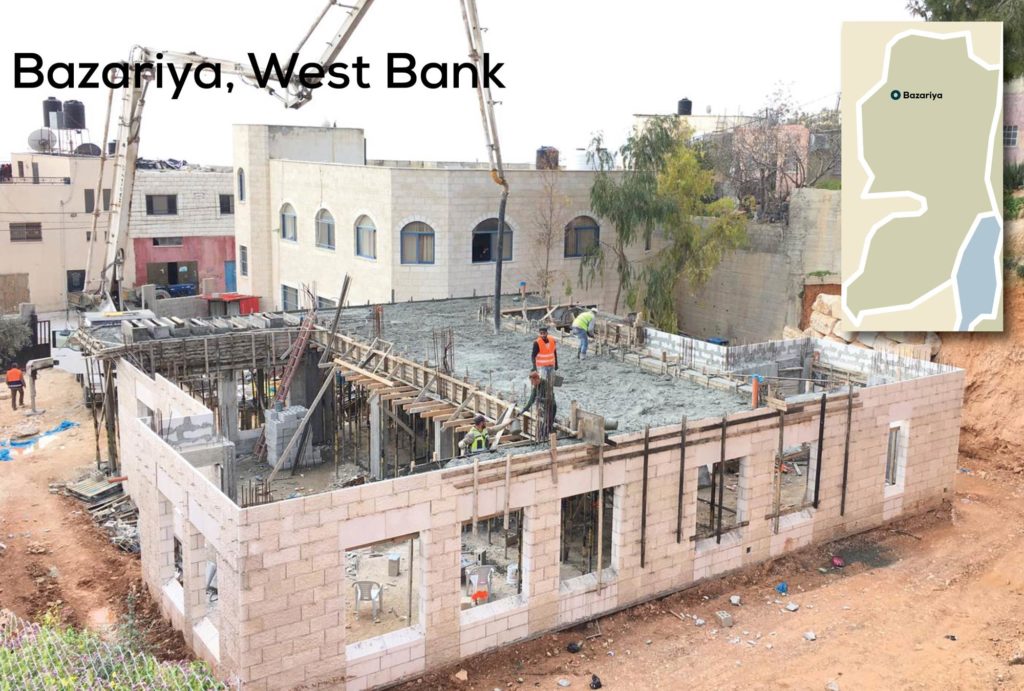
0, 151, 234, 312
233, 125, 658, 310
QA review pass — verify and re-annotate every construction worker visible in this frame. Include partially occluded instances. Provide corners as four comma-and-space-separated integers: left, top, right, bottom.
458, 414, 515, 456
531, 325, 558, 380
571, 308, 597, 359
5, 363, 25, 411
518, 370, 557, 437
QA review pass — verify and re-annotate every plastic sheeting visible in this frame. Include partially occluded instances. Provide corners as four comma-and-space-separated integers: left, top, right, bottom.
0, 420, 79, 461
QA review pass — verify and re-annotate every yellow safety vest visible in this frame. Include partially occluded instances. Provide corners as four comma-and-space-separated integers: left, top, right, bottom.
465, 427, 489, 452
572, 311, 594, 330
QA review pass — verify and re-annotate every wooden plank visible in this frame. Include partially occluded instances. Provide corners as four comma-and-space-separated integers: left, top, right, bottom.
419, 406, 459, 420
333, 360, 398, 387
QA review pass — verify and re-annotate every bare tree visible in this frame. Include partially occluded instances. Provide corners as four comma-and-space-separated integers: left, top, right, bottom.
530, 169, 571, 301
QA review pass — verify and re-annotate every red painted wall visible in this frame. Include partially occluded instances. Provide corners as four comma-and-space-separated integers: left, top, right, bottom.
133, 236, 236, 292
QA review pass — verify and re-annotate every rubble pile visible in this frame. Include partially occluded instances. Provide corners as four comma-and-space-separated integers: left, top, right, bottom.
784, 293, 941, 361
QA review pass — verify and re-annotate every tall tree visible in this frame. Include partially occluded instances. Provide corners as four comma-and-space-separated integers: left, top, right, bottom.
583, 117, 747, 329
0, 318, 31, 362
907, 0, 1023, 78
530, 169, 571, 301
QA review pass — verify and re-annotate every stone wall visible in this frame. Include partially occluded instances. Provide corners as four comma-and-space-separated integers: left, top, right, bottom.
675, 188, 841, 343
116, 323, 964, 691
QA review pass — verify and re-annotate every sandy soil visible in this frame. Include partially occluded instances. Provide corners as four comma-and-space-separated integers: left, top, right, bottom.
0, 368, 190, 659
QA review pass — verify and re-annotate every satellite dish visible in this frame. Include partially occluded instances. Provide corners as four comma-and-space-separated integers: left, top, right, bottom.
28, 128, 57, 152
75, 143, 102, 156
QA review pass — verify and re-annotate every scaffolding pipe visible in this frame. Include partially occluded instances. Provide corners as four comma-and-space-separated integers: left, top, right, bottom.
716, 417, 727, 544
675, 417, 687, 543
640, 426, 650, 568
840, 379, 854, 516
813, 393, 826, 508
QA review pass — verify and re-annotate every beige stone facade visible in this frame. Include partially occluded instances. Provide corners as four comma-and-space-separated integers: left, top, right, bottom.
118, 322, 963, 690
233, 125, 658, 311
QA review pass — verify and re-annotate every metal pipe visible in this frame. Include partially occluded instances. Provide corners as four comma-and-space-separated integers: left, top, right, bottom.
640, 426, 650, 568
840, 379, 853, 516
675, 417, 687, 543
813, 393, 826, 508
716, 417, 727, 544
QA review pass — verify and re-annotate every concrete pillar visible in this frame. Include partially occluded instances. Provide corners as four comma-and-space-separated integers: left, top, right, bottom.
218, 373, 239, 442
200, 277, 217, 295
369, 393, 382, 480
288, 352, 327, 446
140, 284, 157, 309
434, 419, 454, 460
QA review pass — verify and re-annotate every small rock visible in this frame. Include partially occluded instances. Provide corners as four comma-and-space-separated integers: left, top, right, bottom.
826, 681, 841, 691
558, 680, 571, 688
786, 602, 800, 612
453, 669, 468, 683
694, 618, 706, 627
1009, 655, 1024, 666
518, 678, 525, 683
589, 674, 603, 690
645, 639, 652, 645
566, 642, 581, 653
945, 634, 957, 641
730, 595, 741, 606
804, 631, 817, 641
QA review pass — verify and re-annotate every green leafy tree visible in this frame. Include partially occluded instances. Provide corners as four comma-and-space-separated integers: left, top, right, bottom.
583, 117, 747, 329
907, 0, 1023, 79
0, 318, 31, 362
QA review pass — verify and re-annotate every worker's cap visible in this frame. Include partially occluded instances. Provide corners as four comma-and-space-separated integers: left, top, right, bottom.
473, 414, 486, 424
591, 307, 598, 314
539, 326, 548, 333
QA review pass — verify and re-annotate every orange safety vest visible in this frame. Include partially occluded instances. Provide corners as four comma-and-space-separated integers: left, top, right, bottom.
535, 337, 556, 368
6, 367, 24, 385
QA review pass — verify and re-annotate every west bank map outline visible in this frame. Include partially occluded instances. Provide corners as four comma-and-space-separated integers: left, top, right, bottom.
842, 26, 1003, 332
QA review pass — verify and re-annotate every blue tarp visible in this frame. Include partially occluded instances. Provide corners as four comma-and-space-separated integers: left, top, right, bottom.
0, 420, 79, 461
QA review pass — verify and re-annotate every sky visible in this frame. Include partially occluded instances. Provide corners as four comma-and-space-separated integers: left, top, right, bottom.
0, 0, 920, 166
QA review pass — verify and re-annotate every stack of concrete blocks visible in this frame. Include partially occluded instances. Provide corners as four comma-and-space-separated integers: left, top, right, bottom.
264, 406, 318, 470
786, 293, 941, 362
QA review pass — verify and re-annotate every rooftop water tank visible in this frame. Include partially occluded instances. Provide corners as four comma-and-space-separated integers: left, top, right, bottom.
677, 98, 693, 116
535, 146, 559, 170
43, 97, 63, 129
63, 100, 86, 130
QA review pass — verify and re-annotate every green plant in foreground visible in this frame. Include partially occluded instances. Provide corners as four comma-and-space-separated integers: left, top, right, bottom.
0, 610, 224, 690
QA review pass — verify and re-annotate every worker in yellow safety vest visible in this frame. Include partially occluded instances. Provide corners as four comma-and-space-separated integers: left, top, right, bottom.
571, 308, 597, 359
459, 415, 491, 456
531, 325, 558, 379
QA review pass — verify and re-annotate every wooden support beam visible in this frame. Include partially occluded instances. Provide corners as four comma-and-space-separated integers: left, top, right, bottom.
335, 361, 398, 387
382, 403, 416, 439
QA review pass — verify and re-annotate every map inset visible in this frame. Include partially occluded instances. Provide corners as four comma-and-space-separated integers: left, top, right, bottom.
841, 23, 1004, 332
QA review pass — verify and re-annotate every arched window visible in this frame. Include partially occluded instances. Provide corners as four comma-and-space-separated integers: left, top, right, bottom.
471, 218, 513, 263
564, 216, 599, 257
400, 221, 435, 264
237, 168, 245, 202
280, 203, 297, 241
315, 209, 335, 249
355, 215, 377, 259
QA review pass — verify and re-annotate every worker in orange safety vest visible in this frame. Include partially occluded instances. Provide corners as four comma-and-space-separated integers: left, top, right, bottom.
5, 363, 25, 411
531, 325, 558, 380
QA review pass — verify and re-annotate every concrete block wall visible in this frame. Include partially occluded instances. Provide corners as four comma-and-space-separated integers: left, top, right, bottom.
643, 329, 727, 370
118, 341, 964, 690
118, 362, 243, 678
264, 406, 317, 470
130, 170, 234, 238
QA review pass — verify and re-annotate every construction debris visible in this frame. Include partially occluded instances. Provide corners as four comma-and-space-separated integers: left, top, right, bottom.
88, 494, 140, 553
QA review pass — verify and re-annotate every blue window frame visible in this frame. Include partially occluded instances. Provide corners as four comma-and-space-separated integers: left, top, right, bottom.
355, 215, 377, 259
400, 221, 435, 264
280, 204, 297, 242
315, 209, 335, 249
564, 216, 600, 257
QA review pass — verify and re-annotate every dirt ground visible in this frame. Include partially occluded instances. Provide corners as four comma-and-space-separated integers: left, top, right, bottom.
344, 538, 421, 643
0, 368, 190, 660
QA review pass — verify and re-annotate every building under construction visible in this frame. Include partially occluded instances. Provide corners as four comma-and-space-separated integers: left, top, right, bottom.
79, 293, 965, 690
